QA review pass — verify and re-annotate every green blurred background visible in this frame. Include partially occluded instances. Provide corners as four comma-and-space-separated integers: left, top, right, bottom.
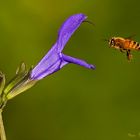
0, 0, 140, 140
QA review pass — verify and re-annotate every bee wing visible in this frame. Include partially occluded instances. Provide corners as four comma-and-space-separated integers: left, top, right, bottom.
125, 34, 136, 39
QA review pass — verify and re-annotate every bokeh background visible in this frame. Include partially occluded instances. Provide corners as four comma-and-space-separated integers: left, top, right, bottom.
0, 0, 140, 140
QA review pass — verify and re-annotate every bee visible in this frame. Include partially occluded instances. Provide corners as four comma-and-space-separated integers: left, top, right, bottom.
108, 37, 140, 60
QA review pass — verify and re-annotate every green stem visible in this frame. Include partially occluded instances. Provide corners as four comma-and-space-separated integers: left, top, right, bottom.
0, 111, 6, 140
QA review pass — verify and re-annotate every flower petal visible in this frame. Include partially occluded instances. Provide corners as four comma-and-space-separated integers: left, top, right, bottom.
57, 13, 87, 52
62, 54, 95, 69
31, 50, 61, 80
30, 13, 94, 80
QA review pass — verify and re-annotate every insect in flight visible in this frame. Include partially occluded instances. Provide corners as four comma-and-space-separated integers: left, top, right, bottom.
107, 36, 140, 60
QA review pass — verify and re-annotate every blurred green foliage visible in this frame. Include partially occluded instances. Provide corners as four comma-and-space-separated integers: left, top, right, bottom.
0, 0, 140, 140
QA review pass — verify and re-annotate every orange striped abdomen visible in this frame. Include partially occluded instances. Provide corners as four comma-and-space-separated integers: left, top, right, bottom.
131, 41, 140, 50
125, 40, 140, 50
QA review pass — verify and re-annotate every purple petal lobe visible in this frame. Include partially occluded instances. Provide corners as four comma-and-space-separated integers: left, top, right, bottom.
62, 54, 95, 69
57, 13, 87, 52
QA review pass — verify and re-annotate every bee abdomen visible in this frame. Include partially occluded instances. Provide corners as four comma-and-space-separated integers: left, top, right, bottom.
133, 41, 140, 50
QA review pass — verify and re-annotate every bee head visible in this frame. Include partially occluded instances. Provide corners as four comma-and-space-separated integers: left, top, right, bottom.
109, 37, 116, 47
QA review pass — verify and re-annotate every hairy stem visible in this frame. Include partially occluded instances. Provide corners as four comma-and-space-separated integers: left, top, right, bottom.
0, 111, 6, 140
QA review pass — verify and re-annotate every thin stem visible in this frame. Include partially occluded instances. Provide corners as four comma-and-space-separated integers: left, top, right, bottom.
0, 110, 6, 140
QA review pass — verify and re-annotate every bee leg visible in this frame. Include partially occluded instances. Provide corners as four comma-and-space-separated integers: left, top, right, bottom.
120, 48, 125, 53
126, 50, 132, 61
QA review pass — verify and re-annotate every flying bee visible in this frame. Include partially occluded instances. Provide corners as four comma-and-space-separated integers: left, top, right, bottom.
108, 37, 140, 60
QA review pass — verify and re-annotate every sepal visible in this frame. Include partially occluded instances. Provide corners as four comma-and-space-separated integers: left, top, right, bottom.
4, 62, 37, 100
0, 72, 5, 95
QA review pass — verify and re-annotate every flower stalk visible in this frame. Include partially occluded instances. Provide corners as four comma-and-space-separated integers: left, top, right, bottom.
0, 110, 6, 140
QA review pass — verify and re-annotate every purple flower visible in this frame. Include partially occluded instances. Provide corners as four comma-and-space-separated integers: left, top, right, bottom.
31, 13, 95, 80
